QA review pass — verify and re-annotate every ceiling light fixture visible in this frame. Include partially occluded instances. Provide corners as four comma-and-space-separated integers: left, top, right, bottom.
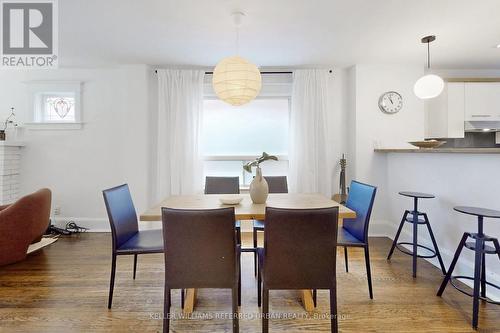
414, 35, 444, 99
212, 12, 262, 106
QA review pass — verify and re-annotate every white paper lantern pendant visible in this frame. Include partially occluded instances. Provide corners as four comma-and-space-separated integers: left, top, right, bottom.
212, 12, 262, 106
414, 35, 444, 99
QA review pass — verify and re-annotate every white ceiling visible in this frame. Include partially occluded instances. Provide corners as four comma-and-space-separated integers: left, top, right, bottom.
61, 0, 500, 69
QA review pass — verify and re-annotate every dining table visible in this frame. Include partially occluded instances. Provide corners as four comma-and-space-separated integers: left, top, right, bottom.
140, 192, 356, 314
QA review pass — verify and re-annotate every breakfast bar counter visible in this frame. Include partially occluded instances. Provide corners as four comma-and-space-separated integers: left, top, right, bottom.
375, 148, 500, 154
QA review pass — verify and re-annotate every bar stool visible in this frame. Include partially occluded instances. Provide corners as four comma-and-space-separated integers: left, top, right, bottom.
437, 206, 500, 330
387, 191, 446, 278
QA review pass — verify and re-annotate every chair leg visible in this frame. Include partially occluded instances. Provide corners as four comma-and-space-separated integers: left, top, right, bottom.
472, 238, 484, 330
330, 288, 338, 333
236, 227, 241, 246
423, 214, 446, 275
253, 228, 258, 277
262, 288, 269, 333
387, 211, 408, 260
163, 286, 170, 333
437, 233, 469, 296
344, 246, 349, 272
238, 266, 242, 307
313, 289, 317, 307
108, 254, 117, 309
232, 285, 239, 333
364, 245, 374, 299
181, 289, 185, 309
257, 260, 262, 307
133, 254, 138, 280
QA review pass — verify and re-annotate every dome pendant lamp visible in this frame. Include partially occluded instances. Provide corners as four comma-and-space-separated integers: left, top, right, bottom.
212, 12, 262, 106
414, 35, 444, 99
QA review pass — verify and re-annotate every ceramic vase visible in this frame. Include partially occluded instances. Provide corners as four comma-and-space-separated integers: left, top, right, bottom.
250, 166, 269, 204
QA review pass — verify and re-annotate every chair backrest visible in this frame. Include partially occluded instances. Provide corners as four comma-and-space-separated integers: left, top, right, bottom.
204, 176, 240, 194
264, 176, 288, 193
162, 207, 237, 289
102, 184, 139, 250
263, 207, 338, 289
342, 180, 377, 243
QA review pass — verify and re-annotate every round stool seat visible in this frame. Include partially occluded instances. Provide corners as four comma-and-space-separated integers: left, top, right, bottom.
454, 206, 500, 219
399, 191, 435, 199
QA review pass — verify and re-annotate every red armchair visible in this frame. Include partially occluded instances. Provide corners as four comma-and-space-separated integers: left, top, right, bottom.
0, 188, 52, 266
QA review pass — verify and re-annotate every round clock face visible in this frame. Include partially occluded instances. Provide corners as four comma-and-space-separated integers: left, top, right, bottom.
378, 91, 403, 114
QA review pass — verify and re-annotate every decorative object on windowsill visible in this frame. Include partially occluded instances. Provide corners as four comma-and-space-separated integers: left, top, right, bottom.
244, 152, 278, 204
212, 12, 262, 106
0, 107, 18, 141
332, 154, 348, 204
409, 139, 446, 149
414, 35, 444, 99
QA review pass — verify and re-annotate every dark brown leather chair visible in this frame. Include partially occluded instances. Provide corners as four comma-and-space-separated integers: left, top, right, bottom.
252, 176, 288, 275
205, 176, 242, 244
0, 188, 51, 266
257, 207, 339, 333
103, 184, 164, 309
162, 207, 240, 333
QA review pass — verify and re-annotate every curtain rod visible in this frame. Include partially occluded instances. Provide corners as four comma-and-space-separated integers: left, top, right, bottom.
154, 70, 333, 74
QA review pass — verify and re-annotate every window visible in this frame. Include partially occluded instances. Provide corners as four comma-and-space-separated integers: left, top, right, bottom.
201, 98, 290, 186
26, 81, 82, 129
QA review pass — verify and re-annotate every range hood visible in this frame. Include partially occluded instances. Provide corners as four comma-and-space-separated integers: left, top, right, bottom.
465, 120, 500, 132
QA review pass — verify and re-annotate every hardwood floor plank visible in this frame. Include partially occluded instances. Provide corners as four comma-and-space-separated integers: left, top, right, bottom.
0, 233, 498, 332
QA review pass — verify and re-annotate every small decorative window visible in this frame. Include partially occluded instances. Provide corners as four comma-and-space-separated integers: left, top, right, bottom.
26, 81, 82, 129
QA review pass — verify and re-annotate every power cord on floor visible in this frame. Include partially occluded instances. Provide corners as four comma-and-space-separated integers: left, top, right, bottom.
65, 221, 88, 234
46, 218, 89, 236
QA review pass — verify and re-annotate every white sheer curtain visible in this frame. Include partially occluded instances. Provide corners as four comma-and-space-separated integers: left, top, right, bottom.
289, 69, 335, 196
154, 69, 205, 201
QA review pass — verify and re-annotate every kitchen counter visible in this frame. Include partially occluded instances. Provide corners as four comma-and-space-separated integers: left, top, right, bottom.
374, 148, 500, 154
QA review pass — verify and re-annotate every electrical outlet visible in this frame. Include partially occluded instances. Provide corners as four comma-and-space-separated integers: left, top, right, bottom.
53, 206, 61, 216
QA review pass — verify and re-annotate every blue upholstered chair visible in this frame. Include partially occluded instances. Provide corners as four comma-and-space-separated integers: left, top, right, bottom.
337, 180, 377, 299
102, 184, 164, 308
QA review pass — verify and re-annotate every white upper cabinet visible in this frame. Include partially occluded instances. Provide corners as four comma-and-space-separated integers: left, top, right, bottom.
464, 82, 500, 121
425, 82, 465, 139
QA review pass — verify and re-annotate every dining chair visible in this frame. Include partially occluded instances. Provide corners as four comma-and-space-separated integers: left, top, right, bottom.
257, 207, 339, 333
102, 184, 164, 309
205, 176, 242, 245
336, 180, 377, 299
252, 176, 288, 276
161, 207, 240, 333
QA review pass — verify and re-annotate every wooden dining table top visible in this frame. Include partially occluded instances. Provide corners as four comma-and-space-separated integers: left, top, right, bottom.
140, 192, 356, 221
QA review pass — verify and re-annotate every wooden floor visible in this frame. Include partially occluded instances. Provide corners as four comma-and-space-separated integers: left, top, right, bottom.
0, 233, 499, 333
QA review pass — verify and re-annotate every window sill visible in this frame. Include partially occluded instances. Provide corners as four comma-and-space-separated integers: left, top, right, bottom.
24, 122, 83, 130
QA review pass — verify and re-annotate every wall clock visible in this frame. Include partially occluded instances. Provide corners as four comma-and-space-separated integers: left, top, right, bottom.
378, 91, 403, 114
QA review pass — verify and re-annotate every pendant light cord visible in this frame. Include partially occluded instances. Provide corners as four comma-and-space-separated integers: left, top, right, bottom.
427, 41, 430, 69
236, 26, 240, 55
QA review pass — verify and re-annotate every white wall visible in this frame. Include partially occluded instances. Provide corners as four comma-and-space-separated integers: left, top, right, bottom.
347, 64, 425, 233
0, 65, 154, 231
344, 65, 500, 299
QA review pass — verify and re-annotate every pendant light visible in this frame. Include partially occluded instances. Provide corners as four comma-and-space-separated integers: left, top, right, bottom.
414, 35, 444, 99
212, 12, 262, 106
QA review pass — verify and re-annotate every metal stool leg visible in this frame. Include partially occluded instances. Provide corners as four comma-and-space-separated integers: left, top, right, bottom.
387, 210, 408, 260
437, 233, 469, 296
472, 237, 484, 330
423, 213, 446, 275
412, 199, 418, 278
493, 238, 500, 261
481, 250, 486, 299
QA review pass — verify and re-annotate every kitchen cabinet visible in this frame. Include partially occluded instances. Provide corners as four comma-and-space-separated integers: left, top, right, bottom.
425, 82, 465, 139
464, 82, 500, 121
